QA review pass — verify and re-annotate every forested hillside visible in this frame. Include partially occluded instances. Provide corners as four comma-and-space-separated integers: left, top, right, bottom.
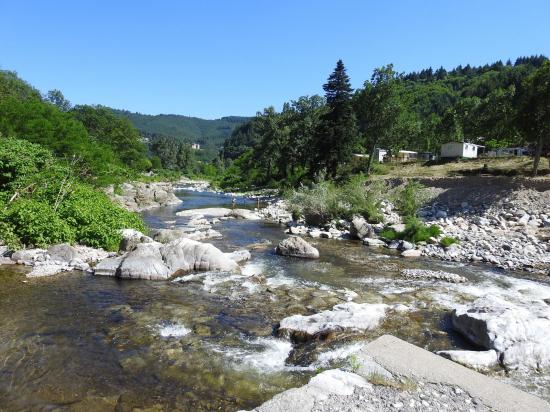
112, 109, 250, 161
218, 55, 550, 189
0, 70, 150, 250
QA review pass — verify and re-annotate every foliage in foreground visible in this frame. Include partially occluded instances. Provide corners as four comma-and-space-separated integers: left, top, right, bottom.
0, 138, 145, 250
286, 176, 385, 226
379, 217, 442, 244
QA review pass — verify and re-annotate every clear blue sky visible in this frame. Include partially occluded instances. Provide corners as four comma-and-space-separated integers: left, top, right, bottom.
1, 0, 549, 119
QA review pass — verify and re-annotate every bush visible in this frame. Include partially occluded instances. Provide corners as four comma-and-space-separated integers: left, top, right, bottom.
286, 177, 386, 225
59, 184, 146, 251
379, 217, 442, 244
393, 180, 427, 218
4, 198, 76, 247
440, 236, 459, 248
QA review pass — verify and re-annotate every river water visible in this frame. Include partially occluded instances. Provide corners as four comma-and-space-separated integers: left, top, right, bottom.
1, 189, 549, 411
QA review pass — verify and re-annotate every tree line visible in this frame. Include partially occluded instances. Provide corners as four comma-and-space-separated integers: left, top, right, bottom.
218, 55, 550, 188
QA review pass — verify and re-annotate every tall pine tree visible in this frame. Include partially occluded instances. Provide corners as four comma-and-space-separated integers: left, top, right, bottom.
311, 60, 357, 178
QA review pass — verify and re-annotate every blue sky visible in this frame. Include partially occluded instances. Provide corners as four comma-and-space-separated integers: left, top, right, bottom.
1, 0, 549, 119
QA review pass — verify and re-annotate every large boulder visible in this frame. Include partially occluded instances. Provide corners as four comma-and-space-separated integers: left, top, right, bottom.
118, 242, 171, 280
276, 236, 319, 259
119, 229, 153, 252
349, 216, 374, 240
47, 244, 79, 262
161, 238, 238, 273
451, 296, 550, 371
94, 256, 125, 277
229, 208, 261, 220
278, 302, 393, 341
11, 249, 47, 264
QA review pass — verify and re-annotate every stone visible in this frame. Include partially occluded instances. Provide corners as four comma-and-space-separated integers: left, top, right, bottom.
451, 296, 550, 371
47, 244, 79, 262
226, 249, 251, 263
11, 249, 47, 264
248, 370, 371, 412
119, 229, 153, 252
150, 228, 187, 243
26, 262, 70, 278
229, 208, 261, 220
94, 256, 125, 277
349, 216, 374, 240
363, 238, 386, 247
399, 269, 467, 283
436, 350, 498, 371
176, 207, 231, 218
435, 210, 448, 219
118, 242, 171, 280
278, 302, 391, 341
276, 236, 319, 259
161, 238, 239, 272
401, 249, 421, 258
399, 241, 414, 251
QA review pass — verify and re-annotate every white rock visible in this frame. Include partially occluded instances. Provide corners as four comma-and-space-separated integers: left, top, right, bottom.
436, 349, 498, 370
278, 302, 390, 340
276, 236, 319, 259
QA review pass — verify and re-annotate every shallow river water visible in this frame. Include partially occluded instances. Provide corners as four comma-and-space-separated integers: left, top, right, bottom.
1, 189, 549, 411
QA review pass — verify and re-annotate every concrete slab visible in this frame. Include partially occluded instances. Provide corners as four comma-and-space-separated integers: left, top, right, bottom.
361, 335, 550, 412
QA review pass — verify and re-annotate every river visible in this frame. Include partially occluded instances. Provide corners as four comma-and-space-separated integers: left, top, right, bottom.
0, 188, 549, 411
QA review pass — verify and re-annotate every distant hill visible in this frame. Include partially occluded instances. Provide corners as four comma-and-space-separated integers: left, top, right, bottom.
111, 109, 250, 148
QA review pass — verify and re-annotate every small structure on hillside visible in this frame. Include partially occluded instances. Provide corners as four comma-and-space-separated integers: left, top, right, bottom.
418, 152, 437, 161
191, 143, 201, 150
395, 150, 418, 162
487, 147, 530, 157
441, 142, 484, 158
373, 148, 388, 162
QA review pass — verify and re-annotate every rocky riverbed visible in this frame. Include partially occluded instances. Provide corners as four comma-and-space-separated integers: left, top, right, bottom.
1, 181, 550, 410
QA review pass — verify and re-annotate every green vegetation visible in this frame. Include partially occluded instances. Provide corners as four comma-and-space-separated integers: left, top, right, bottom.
0, 138, 145, 250
393, 180, 428, 218
440, 236, 459, 248
0, 70, 154, 250
218, 55, 549, 189
380, 217, 442, 244
286, 176, 384, 225
112, 109, 250, 162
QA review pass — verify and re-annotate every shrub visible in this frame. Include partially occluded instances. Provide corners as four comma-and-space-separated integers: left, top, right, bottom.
59, 184, 146, 251
286, 177, 386, 225
379, 217, 442, 244
440, 236, 459, 248
393, 180, 427, 218
4, 198, 75, 247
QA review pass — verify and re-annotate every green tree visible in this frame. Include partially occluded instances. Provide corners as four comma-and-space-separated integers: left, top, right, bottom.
518, 61, 550, 176
45, 89, 71, 112
354, 65, 402, 173
312, 60, 357, 178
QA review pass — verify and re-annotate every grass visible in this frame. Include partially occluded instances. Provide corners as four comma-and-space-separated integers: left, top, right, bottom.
440, 236, 459, 248
379, 217, 442, 244
369, 157, 550, 179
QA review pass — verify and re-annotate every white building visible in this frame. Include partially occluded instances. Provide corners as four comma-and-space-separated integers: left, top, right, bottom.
440, 142, 484, 158
191, 143, 201, 150
373, 148, 388, 162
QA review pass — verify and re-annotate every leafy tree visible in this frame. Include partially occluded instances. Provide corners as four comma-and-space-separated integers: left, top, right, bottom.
45, 89, 71, 112
311, 60, 357, 178
354, 65, 402, 173
517, 61, 550, 175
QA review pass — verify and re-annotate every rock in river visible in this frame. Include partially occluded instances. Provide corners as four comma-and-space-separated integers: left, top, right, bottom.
275, 236, 319, 259
451, 295, 550, 371
436, 349, 499, 371
278, 302, 394, 341
160, 238, 238, 272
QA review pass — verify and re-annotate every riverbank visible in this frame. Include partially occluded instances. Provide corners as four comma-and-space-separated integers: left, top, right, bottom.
260, 176, 550, 276
2, 182, 550, 410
